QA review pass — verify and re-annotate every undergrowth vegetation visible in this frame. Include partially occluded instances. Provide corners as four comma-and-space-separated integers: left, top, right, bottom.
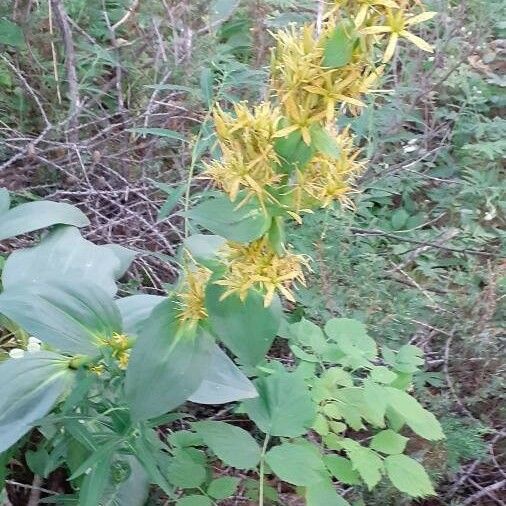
0, 0, 504, 505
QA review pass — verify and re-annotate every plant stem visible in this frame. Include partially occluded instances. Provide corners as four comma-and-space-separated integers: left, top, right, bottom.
258, 433, 270, 506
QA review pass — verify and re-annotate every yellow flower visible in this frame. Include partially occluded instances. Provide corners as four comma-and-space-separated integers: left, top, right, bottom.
361, 8, 437, 62
99, 332, 132, 370
175, 264, 212, 328
215, 237, 309, 307
291, 128, 364, 210
353, 0, 400, 27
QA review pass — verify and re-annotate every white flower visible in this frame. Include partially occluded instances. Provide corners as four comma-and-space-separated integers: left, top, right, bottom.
28, 336, 42, 346
27, 342, 41, 353
9, 348, 25, 359
403, 144, 418, 153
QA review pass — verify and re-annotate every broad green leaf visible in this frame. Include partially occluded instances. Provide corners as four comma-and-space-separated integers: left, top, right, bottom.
177, 496, 212, 506
0, 352, 75, 452
306, 480, 351, 506
310, 125, 341, 159
110, 456, 150, 506
182, 195, 271, 243
385, 387, 444, 441
116, 294, 165, 336
242, 369, 316, 437
340, 439, 383, 490
289, 318, 327, 354
370, 366, 397, 384
391, 208, 409, 230
363, 379, 387, 427
370, 429, 408, 455
395, 345, 425, 373
0, 281, 122, 355
274, 128, 315, 171
265, 443, 327, 486
324, 318, 377, 364
323, 455, 361, 485
183, 234, 226, 264
193, 421, 260, 470
206, 285, 282, 365
189, 344, 257, 404
384, 454, 436, 497
0, 201, 89, 241
0, 188, 10, 214
167, 450, 206, 488
125, 300, 214, 421
78, 454, 111, 506
127, 127, 186, 142
0, 19, 25, 48
2, 227, 135, 296
207, 476, 240, 500
323, 22, 356, 68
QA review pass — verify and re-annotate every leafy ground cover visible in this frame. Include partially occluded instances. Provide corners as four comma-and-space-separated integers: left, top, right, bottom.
0, 0, 504, 505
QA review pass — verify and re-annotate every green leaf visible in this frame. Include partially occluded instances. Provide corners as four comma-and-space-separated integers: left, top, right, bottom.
0, 188, 10, 214
189, 344, 257, 404
116, 294, 165, 336
0, 19, 25, 48
323, 22, 356, 68
324, 318, 377, 364
289, 318, 327, 354
126, 300, 214, 422
265, 443, 327, 486
385, 387, 444, 441
0, 352, 75, 452
0, 201, 89, 241
157, 184, 186, 221
0, 281, 122, 355
323, 455, 361, 485
391, 208, 409, 230
78, 454, 112, 506
183, 234, 226, 264
193, 421, 260, 470
274, 128, 315, 171
177, 496, 212, 506
242, 369, 316, 437
110, 456, 150, 506
340, 439, 383, 490
207, 476, 240, 500
206, 284, 282, 365
168, 450, 206, 488
310, 125, 341, 159
306, 480, 351, 506
370, 430, 408, 455
2, 226, 135, 296
127, 127, 186, 142
384, 454, 436, 497
370, 366, 397, 384
363, 379, 387, 427
182, 195, 271, 243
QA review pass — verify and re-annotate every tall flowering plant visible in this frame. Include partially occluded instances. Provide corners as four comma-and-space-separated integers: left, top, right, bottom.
0, 2, 441, 504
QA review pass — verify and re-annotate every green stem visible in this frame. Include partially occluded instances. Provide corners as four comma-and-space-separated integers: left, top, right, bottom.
258, 433, 270, 506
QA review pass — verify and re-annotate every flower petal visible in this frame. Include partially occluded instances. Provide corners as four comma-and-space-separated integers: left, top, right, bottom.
361, 25, 392, 35
382, 33, 399, 63
405, 11, 437, 26
400, 30, 434, 53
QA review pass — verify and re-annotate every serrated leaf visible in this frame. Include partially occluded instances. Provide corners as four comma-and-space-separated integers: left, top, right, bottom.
384, 454, 436, 497
370, 429, 408, 455
306, 480, 351, 506
242, 369, 316, 437
207, 476, 240, 500
340, 439, 383, 490
193, 421, 260, 470
385, 387, 444, 441
265, 443, 327, 486
370, 366, 397, 384
323, 455, 361, 485
167, 450, 206, 488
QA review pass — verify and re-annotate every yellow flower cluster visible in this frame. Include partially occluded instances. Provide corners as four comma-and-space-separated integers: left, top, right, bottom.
215, 238, 309, 307
174, 264, 212, 328
292, 128, 364, 212
174, 0, 436, 318
96, 332, 132, 371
